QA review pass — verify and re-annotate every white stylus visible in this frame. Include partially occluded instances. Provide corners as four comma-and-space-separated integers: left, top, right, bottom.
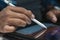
4, 0, 47, 29
54, 6, 60, 10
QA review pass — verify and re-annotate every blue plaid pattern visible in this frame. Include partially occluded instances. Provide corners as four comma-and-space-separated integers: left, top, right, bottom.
0, 0, 7, 10
0, 0, 60, 10
0, 0, 16, 10
8, 0, 16, 5
2, 0, 16, 4
42, 0, 60, 7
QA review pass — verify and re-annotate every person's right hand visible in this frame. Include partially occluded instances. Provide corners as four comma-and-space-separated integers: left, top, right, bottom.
0, 6, 34, 33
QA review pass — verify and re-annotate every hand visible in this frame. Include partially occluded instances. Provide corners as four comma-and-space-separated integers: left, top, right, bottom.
46, 9, 60, 23
0, 6, 34, 33
39, 26, 60, 40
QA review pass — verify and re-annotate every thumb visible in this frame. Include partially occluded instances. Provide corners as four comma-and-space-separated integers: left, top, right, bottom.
47, 11, 57, 23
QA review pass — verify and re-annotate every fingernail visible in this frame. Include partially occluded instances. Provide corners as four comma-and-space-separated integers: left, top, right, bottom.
52, 16, 57, 23
27, 21, 31, 25
28, 10, 35, 19
31, 14, 35, 19
26, 19, 31, 25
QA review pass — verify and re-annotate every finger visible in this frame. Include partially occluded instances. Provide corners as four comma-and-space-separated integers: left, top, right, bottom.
8, 6, 33, 18
28, 10, 35, 19
52, 10, 60, 15
47, 11, 57, 23
7, 18, 27, 27
7, 11, 31, 24
0, 25, 16, 33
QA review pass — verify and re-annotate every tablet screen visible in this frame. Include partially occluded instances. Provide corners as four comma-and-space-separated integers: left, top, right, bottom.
16, 25, 43, 35
16, 23, 55, 35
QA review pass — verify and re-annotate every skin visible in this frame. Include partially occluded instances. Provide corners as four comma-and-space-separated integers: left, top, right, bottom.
47, 9, 60, 23
0, 6, 59, 33
0, 6, 35, 33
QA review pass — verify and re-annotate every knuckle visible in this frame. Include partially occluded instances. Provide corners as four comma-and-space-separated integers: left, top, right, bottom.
28, 10, 32, 17
5, 8, 11, 13
23, 22, 26, 25
21, 21, 26, 26
19, 7, 28, 12
21, 14, 27, 19
28, 10, 32, 14
22, 21, 26, 25
18, 21, 26, 27
17, 7, 26, 11
5, 10, 11, 16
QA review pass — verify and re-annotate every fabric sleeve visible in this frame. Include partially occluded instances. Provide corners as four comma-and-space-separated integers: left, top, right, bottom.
0, 0, 7, 11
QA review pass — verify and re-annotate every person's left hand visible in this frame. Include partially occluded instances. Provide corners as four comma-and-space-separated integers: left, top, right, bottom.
46, 9, 60, 23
